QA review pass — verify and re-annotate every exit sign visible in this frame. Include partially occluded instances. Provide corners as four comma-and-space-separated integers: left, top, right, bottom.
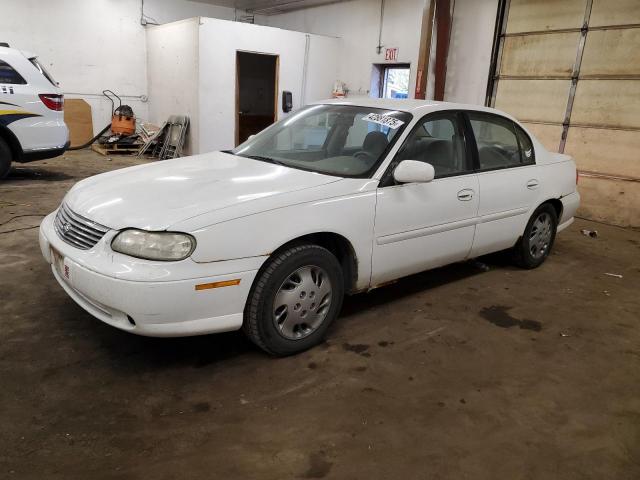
384, 47, 398, 61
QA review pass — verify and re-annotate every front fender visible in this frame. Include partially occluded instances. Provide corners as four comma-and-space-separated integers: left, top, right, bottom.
185, 190, 377, 291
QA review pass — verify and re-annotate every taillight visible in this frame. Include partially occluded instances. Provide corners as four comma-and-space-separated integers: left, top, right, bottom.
39, 94, 64, 111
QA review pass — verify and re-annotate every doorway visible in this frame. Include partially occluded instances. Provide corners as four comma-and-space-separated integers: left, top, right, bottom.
235, 51, 279, 146
371, 63, 410, 99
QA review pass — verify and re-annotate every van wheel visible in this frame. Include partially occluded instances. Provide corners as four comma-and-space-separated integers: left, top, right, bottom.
513, 203, 558, 269
0, 137, 12, 179
243, 244, 344, 356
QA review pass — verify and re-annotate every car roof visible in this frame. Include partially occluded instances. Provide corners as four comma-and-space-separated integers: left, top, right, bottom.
0, 46, 34, 59
312, 97, 515, 120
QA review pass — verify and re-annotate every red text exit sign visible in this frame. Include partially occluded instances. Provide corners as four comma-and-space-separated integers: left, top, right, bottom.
384, 47, 398, 61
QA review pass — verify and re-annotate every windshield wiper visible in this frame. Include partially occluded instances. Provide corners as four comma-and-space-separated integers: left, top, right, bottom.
242, 155, 286, 166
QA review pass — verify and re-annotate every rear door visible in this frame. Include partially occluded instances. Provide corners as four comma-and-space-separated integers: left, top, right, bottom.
465, 111, 541, 257
371, 111, 479, 285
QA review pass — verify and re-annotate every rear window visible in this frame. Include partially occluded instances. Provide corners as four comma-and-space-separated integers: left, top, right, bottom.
0, 60, 26, 85
29, 57, 57, 86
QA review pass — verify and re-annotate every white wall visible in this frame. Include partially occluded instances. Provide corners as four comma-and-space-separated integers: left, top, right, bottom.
256, 0, 426, 99
197, 18, 339, 153
146, 19, 200, 154
0, 0, 239, 134
143, 0, 238, 24
444, 0, 498, 105
305, 34, 342, 102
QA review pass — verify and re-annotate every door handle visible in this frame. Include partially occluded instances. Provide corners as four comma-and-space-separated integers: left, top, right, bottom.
527, 179, 540, 189
457, 189, 474, 201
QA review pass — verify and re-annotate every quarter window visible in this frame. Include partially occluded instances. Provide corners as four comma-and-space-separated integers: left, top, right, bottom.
395, 114, 469, 178
468, 112, 535, 170
0, 60, 26, 85
515, 126, 535, 164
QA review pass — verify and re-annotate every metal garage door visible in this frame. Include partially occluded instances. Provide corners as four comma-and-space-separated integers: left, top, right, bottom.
488, 0, 640, 226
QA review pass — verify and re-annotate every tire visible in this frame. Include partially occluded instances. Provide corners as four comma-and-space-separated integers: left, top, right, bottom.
513, 203, 558, 269
243, 244, 345, 356
0, 137, 12, 179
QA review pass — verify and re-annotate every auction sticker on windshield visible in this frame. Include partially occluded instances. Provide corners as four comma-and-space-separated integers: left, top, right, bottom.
362, 113, 405, 129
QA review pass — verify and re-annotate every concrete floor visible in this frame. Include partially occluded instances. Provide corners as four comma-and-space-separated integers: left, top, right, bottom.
1, 151, 639, 480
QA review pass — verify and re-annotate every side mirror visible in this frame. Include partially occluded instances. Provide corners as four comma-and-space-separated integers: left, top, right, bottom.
247, 134, 256, 141
393, 160, 435, 183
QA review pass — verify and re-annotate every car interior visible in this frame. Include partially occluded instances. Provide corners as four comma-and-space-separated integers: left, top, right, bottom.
396, 117, 466, 177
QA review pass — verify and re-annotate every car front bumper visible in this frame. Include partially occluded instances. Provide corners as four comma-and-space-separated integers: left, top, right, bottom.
39, 212, 264, 337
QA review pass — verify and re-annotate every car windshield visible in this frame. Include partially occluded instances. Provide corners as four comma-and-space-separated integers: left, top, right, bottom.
231, 104, 412, 177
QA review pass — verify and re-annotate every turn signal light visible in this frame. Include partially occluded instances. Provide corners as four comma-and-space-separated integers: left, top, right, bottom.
39, 94, 64, 111
195, 279, 241, 291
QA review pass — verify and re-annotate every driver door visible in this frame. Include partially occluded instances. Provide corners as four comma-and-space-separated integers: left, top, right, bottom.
371, 112, 479, 285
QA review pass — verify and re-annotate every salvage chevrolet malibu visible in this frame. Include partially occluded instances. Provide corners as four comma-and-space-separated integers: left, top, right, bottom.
40, 99, 580, 355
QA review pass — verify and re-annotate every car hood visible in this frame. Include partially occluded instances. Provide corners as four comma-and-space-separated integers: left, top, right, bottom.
64, 152, 341, 231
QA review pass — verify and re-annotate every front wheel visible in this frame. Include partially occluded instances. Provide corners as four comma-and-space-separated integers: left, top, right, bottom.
513, 203, 558, 269
243, 244, 345, 356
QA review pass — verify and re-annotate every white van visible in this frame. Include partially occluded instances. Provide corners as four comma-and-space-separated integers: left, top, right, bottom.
0, 44, 69, 178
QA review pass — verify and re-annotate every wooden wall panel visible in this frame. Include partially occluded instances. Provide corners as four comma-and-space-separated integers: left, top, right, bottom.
501, 32, 579, 77
580, 28, 640, 77
505, 0, 586, 34
571, 80, 640, 129
565, 127, 640, 178
589, 0, 640, 27
495, 79, 570, 123
521, 122, 563, 153
577, 176, 640, 226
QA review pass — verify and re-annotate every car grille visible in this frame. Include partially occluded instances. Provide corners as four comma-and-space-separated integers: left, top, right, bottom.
54, 203, 110, 250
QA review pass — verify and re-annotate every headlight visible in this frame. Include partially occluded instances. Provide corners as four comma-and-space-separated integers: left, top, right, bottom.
111, 230, 196, 261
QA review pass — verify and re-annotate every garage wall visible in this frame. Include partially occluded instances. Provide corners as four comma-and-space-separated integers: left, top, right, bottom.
197, 18, 339, 153
444, 0, 499, 104
490, 0, 640, 226
255, 0, 426, 99
0, 0, 240, 134
146, 19, 200, 155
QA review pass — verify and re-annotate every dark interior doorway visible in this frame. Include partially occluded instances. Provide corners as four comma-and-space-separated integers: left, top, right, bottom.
236, 51, 278, 146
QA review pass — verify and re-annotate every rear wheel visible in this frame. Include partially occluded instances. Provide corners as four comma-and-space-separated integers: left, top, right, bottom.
513, 203, 558, 269
0, 137, 12, 179
243, 244, 344, 356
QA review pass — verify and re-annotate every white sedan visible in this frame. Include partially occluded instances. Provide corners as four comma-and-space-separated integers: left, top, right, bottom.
39, 99, 580, 355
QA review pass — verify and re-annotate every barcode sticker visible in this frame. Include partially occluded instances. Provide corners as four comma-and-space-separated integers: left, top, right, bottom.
362, 113, 404, 129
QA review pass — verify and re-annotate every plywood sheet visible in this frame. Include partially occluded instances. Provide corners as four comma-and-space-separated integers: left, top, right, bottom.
580, 28, 640, 77
495, 79, 570, 123
64, 99, 93, 148
501, 32, 578, 77
521, 122, 563, 152
589, 0, 640, 27
577, 175, 640, 226
571, 80, 640, 129
505, 0, 586, 34
565, 127, 640, 177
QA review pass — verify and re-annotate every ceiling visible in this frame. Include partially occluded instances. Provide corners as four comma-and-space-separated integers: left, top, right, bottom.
193, 0, 348, 15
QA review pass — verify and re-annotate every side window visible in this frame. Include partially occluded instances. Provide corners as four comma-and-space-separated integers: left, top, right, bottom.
468, 113, 533, 170
396, 114, 468, 178
0, 60, 26, 85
